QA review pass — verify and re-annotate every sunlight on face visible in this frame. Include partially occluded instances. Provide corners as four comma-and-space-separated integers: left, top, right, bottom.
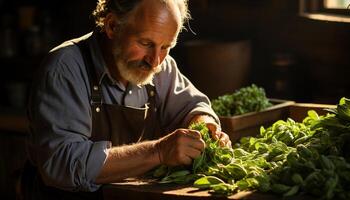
114, 47, 162, 86
111, 0, 181, 86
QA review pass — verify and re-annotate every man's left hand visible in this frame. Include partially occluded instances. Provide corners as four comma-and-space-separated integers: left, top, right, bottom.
206, 122, 232, 148
189, 115, 232, 148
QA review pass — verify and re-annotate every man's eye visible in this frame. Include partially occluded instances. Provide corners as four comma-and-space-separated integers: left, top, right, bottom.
140, 41, 152, 47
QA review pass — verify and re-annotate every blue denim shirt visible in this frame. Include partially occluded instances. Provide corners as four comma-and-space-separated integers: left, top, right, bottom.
26, 32, 219, 192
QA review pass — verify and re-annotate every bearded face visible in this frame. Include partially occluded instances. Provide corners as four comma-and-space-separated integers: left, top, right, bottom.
104, 0, 181, 86
112, 40, 162, 86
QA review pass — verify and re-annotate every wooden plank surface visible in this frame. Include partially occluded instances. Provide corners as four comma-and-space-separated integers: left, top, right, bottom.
103, 178, 314, 200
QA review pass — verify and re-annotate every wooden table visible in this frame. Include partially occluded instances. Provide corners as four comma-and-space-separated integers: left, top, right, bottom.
103, 178, 315, 200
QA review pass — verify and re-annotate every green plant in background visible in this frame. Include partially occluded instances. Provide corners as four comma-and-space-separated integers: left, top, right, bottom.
153, 97, 350, 199
211, 84, 272, 117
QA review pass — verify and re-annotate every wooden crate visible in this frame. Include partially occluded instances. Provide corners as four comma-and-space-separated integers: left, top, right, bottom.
220, 101, 335, 143
219, 99, 294, 143
288, 103, 335, 122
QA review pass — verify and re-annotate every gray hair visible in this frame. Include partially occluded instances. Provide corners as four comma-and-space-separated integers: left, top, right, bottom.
92, 0, 191, 31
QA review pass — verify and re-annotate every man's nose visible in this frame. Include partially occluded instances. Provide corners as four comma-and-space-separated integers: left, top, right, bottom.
145, 48, 160, 68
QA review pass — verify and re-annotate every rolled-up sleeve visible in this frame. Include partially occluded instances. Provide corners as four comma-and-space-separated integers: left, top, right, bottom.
27, 49, 108, 192
155, 56, 219, 133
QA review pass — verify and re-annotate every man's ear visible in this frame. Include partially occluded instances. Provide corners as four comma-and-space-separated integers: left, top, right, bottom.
104, 13, 118, 39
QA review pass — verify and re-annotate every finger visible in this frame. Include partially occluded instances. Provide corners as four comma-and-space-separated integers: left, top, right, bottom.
217, 132, 232, 147
206, 123, 215, 131
179, 154, 193, 165
186, 130, 202, 139
206, 122, 220, 132
211, 130, 223, 141
188, 138, 206, 152
219, 139, 226, 147
226, 140, 232, 148
209, 129, 219, 140
175, 131, 205, 152
176, 128, 189, 135
176, 137, 203, 165
184, 147, 202, 160
179, 133, 205, 152
206, 123, 221, 139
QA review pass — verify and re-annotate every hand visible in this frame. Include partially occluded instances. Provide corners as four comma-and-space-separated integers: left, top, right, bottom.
156, 129, 205, 166
206, 122, 232, 148
188, 114, 232, 148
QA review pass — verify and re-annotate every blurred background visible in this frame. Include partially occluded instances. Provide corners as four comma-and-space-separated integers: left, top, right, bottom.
0, 0, 349, 199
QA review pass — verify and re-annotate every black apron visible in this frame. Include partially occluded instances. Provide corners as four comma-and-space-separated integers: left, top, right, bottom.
20, 38, 162, 200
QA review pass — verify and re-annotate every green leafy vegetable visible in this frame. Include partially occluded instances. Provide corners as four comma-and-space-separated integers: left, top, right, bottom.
211, 84, 272, 116
152, 97, 350, 199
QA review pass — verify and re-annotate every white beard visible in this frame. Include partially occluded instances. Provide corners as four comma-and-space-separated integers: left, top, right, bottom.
112, 43, 162, 86
116, 58, 161, 86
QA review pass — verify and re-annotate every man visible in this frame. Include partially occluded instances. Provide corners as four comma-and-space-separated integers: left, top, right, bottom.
24, 0, 231, 199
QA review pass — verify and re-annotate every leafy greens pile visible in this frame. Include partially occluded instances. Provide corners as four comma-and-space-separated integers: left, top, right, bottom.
153, 97, 350, 199
211, 84, 272, 117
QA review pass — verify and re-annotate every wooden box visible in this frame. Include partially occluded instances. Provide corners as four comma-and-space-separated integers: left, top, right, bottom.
219, 99, 294, 143
220, 100, 335, 143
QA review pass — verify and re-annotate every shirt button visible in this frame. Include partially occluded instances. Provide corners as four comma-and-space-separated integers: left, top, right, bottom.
93, 86, 99, 91
149, 90, 155, 97
95, 107, 101, 112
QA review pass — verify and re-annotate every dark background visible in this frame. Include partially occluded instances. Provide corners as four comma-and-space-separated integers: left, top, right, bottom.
1, 0, 349, 109
0, 0, 349, 199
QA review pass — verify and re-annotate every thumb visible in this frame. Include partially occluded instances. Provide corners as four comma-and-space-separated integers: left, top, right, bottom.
206, 122, 221, 140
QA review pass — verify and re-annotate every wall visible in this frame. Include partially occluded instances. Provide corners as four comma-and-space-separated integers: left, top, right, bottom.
174, 0, 350, 103
0, 0, 96, 198
3, 0, 348, 105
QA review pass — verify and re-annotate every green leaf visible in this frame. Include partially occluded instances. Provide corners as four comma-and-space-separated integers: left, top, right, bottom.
210, 183, 236, 195
271, 183, 291, 194
308, 110, 319, 120
193, 176, 225, 189
283, 185, 299, 197
291, 173, 303, 185
153, 165, 168, 178
225, 163, 247, 180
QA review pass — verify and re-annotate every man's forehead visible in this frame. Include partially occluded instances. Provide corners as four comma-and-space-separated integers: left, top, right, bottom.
127, 0, 181, 30
121, 0, 180, 42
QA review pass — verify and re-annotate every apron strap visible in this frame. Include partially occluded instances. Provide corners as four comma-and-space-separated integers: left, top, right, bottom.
145, 84, 157, 112
75, 39, 109, 141
75, 40, 103, 106
144, 84, 163, 139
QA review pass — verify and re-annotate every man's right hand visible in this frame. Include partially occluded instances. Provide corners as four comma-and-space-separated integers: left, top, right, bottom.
156, 129, 205, 166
